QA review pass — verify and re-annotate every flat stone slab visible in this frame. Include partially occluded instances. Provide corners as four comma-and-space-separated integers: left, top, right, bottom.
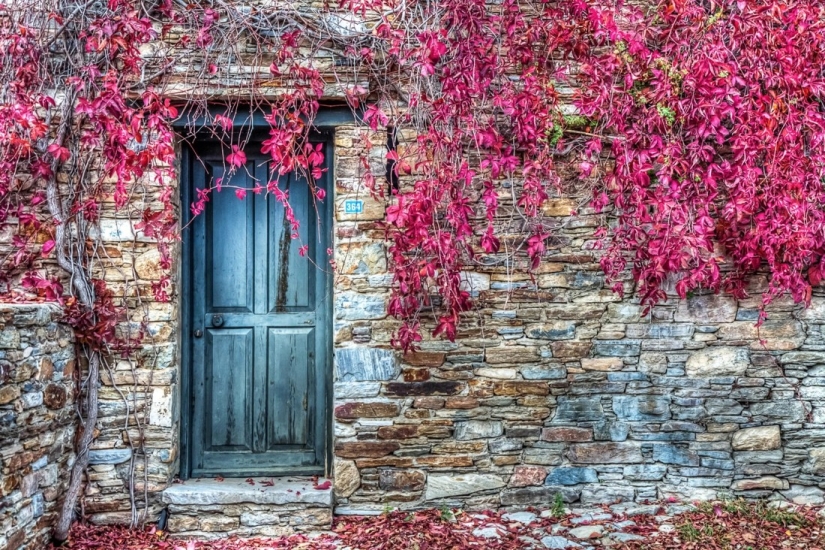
162, 477, 332, 507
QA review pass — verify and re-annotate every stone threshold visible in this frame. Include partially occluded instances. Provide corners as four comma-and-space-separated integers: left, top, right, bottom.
161, 477, 333, 537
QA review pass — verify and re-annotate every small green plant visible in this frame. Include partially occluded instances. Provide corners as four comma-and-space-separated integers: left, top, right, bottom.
657, 104, 676, 126
551, 492, 566, 518
439, 504, 454, 522
382, 503, 395, 515
678, 522, 700, 542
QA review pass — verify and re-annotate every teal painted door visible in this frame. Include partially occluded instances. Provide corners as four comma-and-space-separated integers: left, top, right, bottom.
182, 136, 331, 478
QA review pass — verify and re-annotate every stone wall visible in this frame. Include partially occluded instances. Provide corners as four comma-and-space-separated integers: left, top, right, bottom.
331, 192, 825, 512
79, 117, 825, 534
0, 304, 76, 550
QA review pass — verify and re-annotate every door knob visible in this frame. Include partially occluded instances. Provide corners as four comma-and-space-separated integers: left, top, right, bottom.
211, 314, 224, 327
194, 329, 203, 338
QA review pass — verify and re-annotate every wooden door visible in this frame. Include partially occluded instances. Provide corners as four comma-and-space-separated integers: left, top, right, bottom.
180, 135, 332, 478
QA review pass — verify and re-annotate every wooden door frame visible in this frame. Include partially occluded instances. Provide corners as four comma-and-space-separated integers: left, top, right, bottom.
177, 109, 349, 479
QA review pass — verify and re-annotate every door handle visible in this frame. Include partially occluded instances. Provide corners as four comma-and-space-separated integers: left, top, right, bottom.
194, 329, 203, 338
211, 314, 224, 327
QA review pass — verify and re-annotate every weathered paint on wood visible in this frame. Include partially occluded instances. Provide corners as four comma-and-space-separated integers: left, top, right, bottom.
181, 135, 332, 477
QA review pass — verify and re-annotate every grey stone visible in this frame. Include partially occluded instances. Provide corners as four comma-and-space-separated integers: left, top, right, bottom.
240, 512, 279, 527
522, 366, 567, 380
473, 526, 503, 539
674, 295, 737, 323
652, 445, 699, 466
782, 351, 825, 364
455, 421, 503, 440
335, 348, 398, 381
750, 401, 808, 423
542, 535, 581, 549
424, 474, 505, 500
334, 381, 382, 398
526, 322, 577, 340
502, 511, 537, 524
580, 485, 635, 505
781, 485, 825, 505
545, 468, 598, 486
594, 340, 641, 357
501, 485, 580, 506
568, 525, 605, 539
335, 292, 386, 320
162, 477, 332, 506
488, 437, 522, 453
612, 395, 671, 422
0, 328, 20, 349
88, 448, 133, 465
553, 397, 605, 422
686, 347, 750, 377
623, 464, 667, 481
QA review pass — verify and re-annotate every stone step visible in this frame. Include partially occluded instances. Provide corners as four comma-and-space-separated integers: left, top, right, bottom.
161, 477, 332, 537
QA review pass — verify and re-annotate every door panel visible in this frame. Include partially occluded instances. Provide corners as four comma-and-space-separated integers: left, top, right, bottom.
205, 328, 253, 450
267, 327, 312, 448
183, 135, 331, 478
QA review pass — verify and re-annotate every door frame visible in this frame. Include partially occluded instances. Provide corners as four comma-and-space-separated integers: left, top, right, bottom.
177, 112, 344, 479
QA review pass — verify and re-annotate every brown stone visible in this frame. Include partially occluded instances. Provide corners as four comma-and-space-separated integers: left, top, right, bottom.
444, 397, 479, 409
486, 347, 538, 364
731, 477, 789, 491
468, 378, 496, 397
385, 381, 462, 396
542, 198, 578, 217
731, 425, 781, 451
509, 465, 547, 487
541, 427, 593, 442
544, 304, 606, 320
493, 381, 549, 396
580, 358, 623, 371
413, 397, 445, 409
334, 458, 360, 498
355, 457, 415, 468
414, 455, 474, 467
43, 383, 67, 410
402, 368, 430, 382
431, 441, 486, 454
567, 443, 643, 464
0, 385, 20, 405
551, 342, 592, 359
335, 441, 400, 458
335, 402, 399, 419
377, 425, 419, 439
38, 357, 54, 381
417, 425, 452, 438
404, 351, 446, 367
379, 469, 426, 491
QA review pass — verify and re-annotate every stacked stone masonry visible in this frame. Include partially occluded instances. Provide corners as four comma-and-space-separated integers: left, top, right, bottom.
332, 283, 825, 512
0, 304, 75, 550
53, 120, 825, 536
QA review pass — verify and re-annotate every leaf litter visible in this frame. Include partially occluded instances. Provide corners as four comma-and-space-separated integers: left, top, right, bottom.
50, 500, 825, 549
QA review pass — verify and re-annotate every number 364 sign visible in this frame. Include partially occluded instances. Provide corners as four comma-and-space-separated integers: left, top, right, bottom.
343, 199, 364, 214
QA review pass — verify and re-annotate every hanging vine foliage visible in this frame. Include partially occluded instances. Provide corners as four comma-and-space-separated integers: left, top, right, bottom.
1, 0, 825, 538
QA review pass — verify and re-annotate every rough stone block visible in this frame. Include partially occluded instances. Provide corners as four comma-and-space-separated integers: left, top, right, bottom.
424, 474, 505, 500
731, 425, 781, 451
335, 348, 398, 381
612, 395, 671, 422
567, 443, 643, 464
545, 467, 598, 486
685, 347, 750, 377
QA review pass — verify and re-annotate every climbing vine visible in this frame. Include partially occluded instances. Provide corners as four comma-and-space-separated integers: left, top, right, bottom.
1, 0, 824, 538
